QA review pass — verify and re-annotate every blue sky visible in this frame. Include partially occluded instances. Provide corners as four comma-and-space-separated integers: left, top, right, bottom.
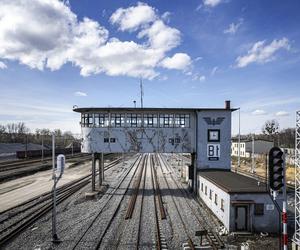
0, 0, 299, 134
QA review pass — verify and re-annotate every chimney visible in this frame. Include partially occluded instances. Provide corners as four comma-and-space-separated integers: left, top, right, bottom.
225, 100, 231, 109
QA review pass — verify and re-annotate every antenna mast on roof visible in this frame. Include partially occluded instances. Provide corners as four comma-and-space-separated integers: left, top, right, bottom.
140, 78, 144, 108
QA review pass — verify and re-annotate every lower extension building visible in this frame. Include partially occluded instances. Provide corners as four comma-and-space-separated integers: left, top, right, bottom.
197, 170, 280, 233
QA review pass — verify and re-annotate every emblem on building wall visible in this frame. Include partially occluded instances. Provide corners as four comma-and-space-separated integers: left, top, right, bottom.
203, 117, 225, 126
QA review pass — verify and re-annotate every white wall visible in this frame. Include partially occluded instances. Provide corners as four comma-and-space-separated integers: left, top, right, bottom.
198, 175, 230, 230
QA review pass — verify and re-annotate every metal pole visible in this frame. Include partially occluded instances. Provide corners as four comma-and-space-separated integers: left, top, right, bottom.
140, 78, 143, 108
238, 108, 241, 171
92, 153, 95, 192
251, 134, 255, 173
51, 133, 60, 243
25, 134, 28, 158
52, 134, 55, 179
101, 152, 104, 181
41, 134, 44, 162
282, 153, 288, 250
98, 154, 102, 188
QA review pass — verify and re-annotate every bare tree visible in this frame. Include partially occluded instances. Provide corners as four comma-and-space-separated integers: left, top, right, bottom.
262, 119, 279, 135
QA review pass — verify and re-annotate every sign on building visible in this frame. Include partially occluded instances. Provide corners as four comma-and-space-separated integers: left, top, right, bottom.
207, 144, 220, 161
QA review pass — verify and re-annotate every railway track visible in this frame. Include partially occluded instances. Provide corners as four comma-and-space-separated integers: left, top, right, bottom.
158, 154, 225, 249
0, 156, 121, 248
0, 153, 88, 169
71, 154, 142, 249
150, 155, 167, 250
156, 154, 196, 250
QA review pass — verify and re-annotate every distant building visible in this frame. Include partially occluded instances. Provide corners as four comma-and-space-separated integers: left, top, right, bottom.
231, 139, 274, 158
281, 147, 295, 165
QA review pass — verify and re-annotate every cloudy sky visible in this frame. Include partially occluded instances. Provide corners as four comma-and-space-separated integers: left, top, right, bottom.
0, 0, 299, 134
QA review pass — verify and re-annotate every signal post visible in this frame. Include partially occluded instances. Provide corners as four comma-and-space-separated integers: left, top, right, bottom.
268, 147, 287, 250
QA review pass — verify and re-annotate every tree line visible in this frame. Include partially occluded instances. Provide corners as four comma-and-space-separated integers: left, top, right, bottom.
0, 122, 78, 148
233, 119, 295, 148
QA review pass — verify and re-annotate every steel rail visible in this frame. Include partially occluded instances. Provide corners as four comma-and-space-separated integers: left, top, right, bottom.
159, 154, 224, 249
136, 155, 148, 250
156, 154, 195, 250
71, 155, 142, 250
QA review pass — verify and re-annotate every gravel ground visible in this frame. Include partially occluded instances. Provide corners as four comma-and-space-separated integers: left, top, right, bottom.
1, 153, 284, 250
2, 155, 138, 250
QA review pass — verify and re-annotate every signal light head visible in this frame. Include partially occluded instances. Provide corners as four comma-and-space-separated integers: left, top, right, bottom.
268, 147, 284, 191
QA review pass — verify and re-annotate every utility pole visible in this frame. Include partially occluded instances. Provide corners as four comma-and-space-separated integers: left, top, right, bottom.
140, 78, 143, 108
251, 134, 255, 173
41, 134, 44, 162
237, 107, 241, 172
133, 100, 136, 108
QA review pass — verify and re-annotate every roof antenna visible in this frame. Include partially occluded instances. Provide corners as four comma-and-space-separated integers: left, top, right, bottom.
140, 78, 143, 108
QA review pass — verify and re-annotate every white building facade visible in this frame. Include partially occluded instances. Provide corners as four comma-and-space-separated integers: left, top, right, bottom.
231, 139, 274, 158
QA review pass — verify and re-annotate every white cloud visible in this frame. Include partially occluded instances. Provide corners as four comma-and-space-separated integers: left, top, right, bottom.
203, 0, 222, 7
161, 12, 171, 23
160, 53, 191, 70
192, 73, 206, 82
0, 61, 7, 69
137, 20, 181, 52
276, 111, 289, 117
110, 2, 157, 31
74, 91, 87, 97
210, 66, 218, 76
0, 1, 191, 79
194, 56, 203, 62
224, 19, 243, 34
252, 109, 267, 115
235, 38, 290, 68
196, 4, 203, 11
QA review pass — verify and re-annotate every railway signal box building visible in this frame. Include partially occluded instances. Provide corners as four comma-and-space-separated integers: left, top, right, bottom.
73, 101, 235, 172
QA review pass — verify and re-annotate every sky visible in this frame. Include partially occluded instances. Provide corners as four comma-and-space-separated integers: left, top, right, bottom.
0, 0, 299, 135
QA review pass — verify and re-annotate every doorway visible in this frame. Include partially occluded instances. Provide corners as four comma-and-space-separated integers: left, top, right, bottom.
235, 205, 248, 231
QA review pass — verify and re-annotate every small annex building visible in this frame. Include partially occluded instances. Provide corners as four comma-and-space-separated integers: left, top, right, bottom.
197, 170, 280, 233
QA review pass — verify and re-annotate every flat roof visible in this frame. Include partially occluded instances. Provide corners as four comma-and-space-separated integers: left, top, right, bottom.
199, 170, 267, 193
231, 138, 273, 143
73, 107, 237, 113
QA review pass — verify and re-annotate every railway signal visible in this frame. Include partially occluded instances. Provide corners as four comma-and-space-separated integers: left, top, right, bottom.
268, 147, 284, 191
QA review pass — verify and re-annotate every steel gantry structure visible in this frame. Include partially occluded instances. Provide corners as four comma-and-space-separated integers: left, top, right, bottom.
295, 110, 300, 246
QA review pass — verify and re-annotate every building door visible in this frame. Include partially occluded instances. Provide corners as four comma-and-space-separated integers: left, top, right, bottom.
235, 206, 248, 231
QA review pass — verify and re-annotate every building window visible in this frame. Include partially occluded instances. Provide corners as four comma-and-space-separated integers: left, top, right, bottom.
201, 183, 203, 192
175, 138, 180, 144
254, 203, 264, 215
159, 114, 173, 128
221, 199, 224, 211
110, 138, 116, 143
174, 114, 190, 128
81, 113, 94, 127
127, 113, 142, 127
104, 138, 109, 143
209, 190, 212, 200
214, 194, 218, 205
205, 186, 207, 195
110, 114, 125, 127
94, 113, 109, 127
144, 114, 158, 127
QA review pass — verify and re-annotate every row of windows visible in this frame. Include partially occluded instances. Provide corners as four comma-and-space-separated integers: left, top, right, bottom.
81, 113, 190, 128
231, 150, 245, 156
201, 183, 265, 216
233, 143, 245, 148
201, 183, 224, 211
